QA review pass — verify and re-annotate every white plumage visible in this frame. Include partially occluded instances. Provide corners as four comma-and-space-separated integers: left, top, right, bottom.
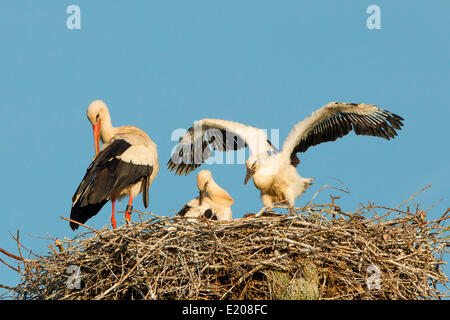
176, 170, 234, 221
70, 100, 159, 230
168, 102, 404, 216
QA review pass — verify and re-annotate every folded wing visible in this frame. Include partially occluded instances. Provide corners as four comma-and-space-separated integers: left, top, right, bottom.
70, 139, 153, 229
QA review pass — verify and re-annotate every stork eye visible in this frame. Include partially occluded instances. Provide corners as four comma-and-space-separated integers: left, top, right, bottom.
96, 114, 100, 120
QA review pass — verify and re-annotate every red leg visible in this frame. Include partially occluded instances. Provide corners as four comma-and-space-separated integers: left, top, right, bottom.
111, 196, 117, 229
125, 195, 133, 225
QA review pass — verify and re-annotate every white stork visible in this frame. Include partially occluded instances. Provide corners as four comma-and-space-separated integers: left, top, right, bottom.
176, 170, 234, 221
167, 102, 404, 216
70, 100, 159, 230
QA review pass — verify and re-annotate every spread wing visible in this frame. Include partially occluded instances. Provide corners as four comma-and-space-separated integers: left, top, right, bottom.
167, 119, 274, 175
282, 102, 404, 159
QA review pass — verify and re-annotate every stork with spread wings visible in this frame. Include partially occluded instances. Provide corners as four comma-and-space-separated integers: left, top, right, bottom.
168, 102, 404, 216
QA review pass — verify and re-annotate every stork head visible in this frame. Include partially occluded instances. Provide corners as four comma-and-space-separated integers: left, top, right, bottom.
244, 154, 259, 185
197, 169, 212, 205
86, 100, 109, 155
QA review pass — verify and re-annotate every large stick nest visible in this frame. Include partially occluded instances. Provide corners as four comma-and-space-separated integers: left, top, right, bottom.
2, 197, 449, 300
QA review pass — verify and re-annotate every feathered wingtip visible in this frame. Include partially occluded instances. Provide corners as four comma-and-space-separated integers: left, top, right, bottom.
69, 200, 108, 230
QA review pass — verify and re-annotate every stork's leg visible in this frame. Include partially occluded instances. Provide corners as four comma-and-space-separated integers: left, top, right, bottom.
111, 196, 117, 229
255, 194, 273, 217
284, 191, 296, 215
255, 206, 270, 217
125, 195, 134, 226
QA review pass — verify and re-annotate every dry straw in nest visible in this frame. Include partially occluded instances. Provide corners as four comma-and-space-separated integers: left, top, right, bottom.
1, 187, 449, 300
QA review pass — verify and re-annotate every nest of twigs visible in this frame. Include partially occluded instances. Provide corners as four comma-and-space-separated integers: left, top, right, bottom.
1, 190, 449, 300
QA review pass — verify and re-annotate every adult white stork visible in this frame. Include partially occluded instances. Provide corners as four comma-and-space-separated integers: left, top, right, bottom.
70, 100, 159, 230
167, 102, 404, 216
176, 170, 234, 221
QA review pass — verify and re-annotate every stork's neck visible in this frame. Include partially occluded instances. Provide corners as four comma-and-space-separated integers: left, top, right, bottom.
207, 180, 234, 207
100, 112, 115, 143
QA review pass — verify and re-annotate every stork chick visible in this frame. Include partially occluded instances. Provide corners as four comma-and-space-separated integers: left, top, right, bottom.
177, 170, 234, 221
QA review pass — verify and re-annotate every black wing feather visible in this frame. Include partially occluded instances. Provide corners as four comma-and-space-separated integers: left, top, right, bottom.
142, 175, 150, 208
176, 204, 191, 217
167, 127, 248, 176
292, 107, 404, 156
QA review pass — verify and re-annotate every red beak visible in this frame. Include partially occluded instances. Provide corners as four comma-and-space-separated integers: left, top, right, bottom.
92, 122, 101, 156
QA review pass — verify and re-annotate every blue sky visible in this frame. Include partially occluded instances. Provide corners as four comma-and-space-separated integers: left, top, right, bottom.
0, 1, 449, 296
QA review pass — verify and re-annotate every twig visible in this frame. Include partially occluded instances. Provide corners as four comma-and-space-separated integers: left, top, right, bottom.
59, 217, 102, 235
0, 247, 24, 261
